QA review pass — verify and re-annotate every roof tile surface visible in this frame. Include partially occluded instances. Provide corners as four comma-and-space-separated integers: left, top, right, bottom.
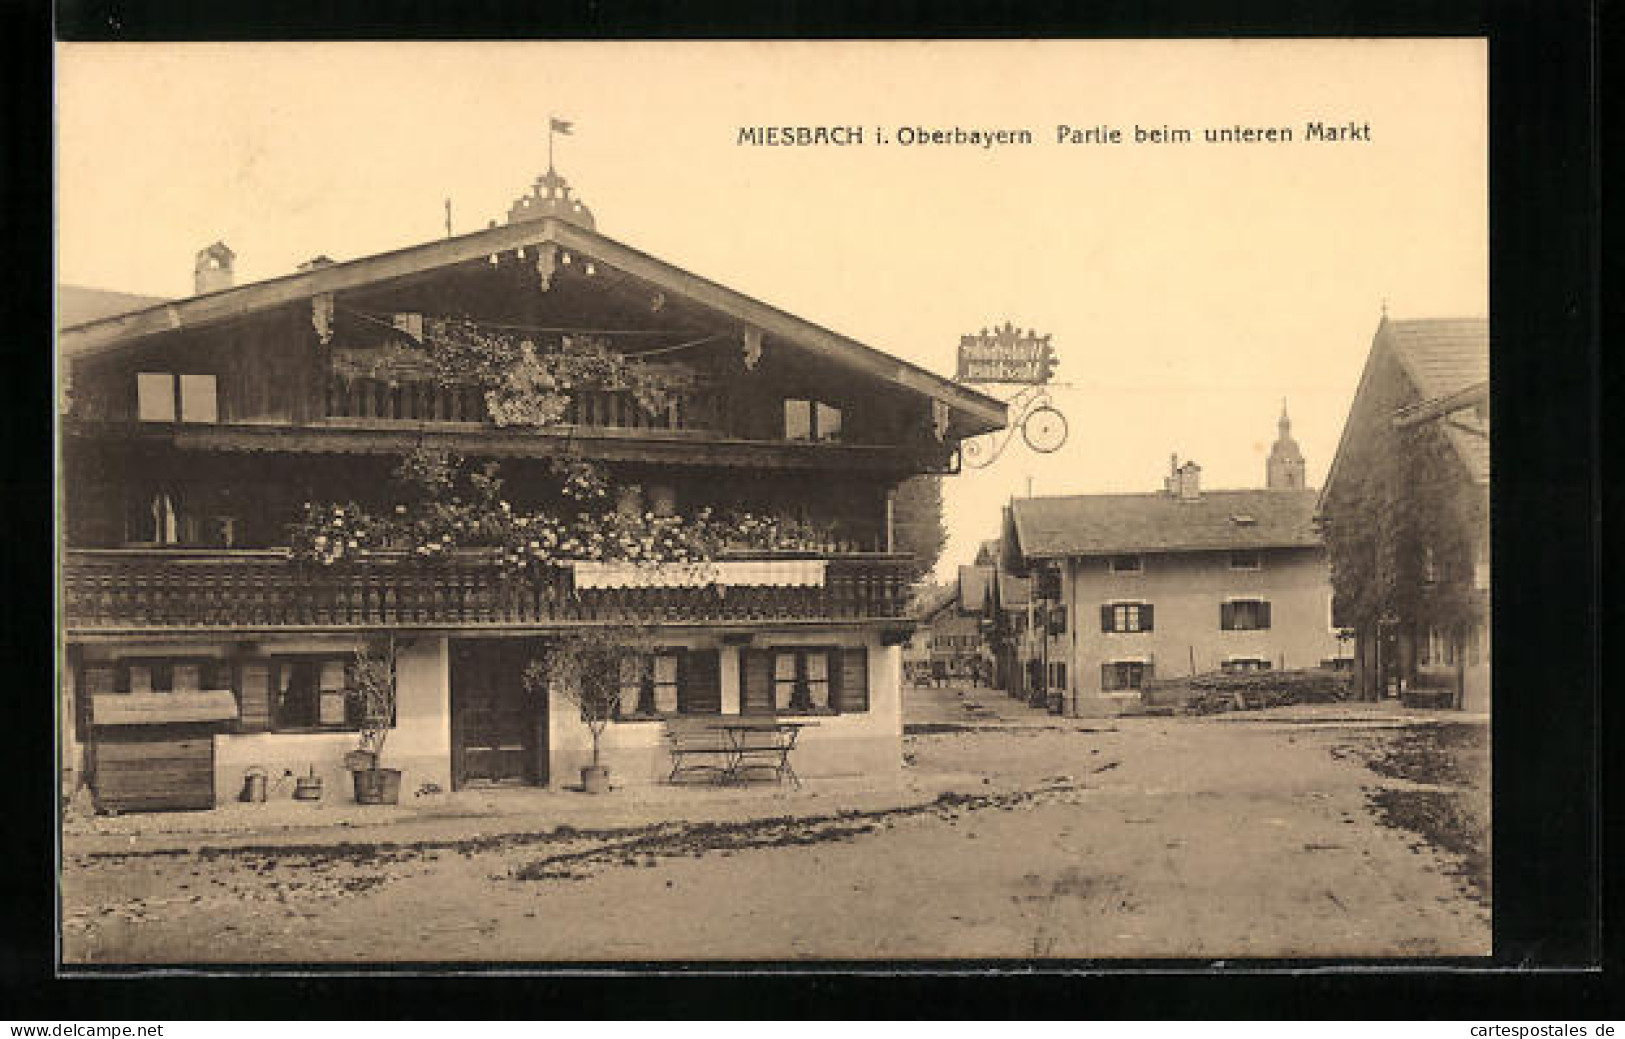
1011, 488, 1323, 558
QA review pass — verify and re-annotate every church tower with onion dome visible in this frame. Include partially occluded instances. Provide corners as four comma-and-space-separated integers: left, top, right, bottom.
1266, 400, 1307, 489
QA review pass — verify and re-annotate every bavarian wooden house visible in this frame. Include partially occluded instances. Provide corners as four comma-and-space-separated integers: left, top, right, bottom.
1317, 315, 1489, 711
58, 169, 1005, 811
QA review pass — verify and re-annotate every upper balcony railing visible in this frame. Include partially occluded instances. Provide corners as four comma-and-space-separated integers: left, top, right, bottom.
61, 548, 913, 633
324, 376, 719, 433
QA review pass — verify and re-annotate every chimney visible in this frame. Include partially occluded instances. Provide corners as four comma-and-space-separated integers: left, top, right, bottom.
1163, 453, 1180, 496
193, 241, 235, 295
1174, 460, 1202, 501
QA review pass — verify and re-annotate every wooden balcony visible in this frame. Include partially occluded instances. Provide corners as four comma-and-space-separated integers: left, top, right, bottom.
324, 376, 719, 433
61, 549, 914, 634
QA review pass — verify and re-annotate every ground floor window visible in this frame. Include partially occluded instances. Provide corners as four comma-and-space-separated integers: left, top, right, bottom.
744, 646, 868, 714
1047, 661, 1068, 690
269, 656, 368, 730
616, 650, 720, 719
1222, 657, 1273, 674
1102, 660, 1150, 691
775, 650, 830, 711
1421, 626, 1462, 668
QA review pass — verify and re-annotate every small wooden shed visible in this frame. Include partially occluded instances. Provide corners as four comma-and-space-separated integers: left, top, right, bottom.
88, 690, 238, 812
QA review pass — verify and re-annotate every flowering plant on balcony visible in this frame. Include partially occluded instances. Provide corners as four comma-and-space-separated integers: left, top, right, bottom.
288, 450, 848, 570
424, 321, 682, 428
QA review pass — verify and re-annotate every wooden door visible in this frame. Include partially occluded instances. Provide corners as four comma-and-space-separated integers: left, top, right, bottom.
450, 639, 547, 789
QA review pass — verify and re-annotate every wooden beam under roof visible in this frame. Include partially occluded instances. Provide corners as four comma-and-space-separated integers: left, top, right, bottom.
1392, 381, 1489, 428
60, 217, 1006, 435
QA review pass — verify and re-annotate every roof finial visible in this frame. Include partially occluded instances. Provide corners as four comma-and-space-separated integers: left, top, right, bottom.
1381, 297, 1390, 319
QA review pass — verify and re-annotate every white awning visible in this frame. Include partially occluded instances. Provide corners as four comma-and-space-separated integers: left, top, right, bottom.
571, 559, 827, 590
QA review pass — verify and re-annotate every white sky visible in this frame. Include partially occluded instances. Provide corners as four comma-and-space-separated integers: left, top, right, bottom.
56, 40, 1487, 581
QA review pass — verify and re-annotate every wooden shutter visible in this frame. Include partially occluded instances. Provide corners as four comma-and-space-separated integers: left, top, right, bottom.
1101, 604, 1114, 632
679, 650, 721, 715
1220, 602, 1235, 630
1259, 601, 1272, 629
834, 647, 869, 712
741, 649, 774, 715
237, 660, 272, 732
1142, 604, 1155, 631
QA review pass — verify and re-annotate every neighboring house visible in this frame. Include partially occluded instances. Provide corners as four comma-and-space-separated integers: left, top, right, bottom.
901, 583, 955, 677
968, 537, 1037, 700
1317, 315, 1489, 712
1005, 413, 1346, 717
57, 168, 1005, 810
902, 581, 987, 685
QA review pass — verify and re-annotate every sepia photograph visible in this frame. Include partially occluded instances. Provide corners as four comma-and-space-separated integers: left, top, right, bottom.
55, 39, 1489, 965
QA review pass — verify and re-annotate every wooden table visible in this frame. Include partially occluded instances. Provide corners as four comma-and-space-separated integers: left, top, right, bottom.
709, 719, 818, 789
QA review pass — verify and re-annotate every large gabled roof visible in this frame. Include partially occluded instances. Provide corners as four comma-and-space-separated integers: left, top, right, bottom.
1320, 316, 1489, 506
958, 564, 994, 613
57, 214, 1005, 436
1010, 488, 1323, 559
1386, 318, 1489, 486
58, 285, 169, 329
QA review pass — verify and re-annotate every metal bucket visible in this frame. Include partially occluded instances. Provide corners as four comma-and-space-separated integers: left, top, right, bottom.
293, 770, 324, 801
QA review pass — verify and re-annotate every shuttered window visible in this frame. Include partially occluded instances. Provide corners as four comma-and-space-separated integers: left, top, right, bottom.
677, 650, 721, 715
237, 661, 273, 732
742, 649, 775, 715
1221, 600, 1272, 630
1101, 603, 1153, 633
616, 650, 717, 718
745, 647, 868, 714
833, 648, 869, 713
1047, 605, 1068, 636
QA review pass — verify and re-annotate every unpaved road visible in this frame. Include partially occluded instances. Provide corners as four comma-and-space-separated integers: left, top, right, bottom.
61, 704, 1489, 962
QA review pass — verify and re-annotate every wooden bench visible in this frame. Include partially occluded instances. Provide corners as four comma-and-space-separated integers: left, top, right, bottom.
664, 717, 734, 784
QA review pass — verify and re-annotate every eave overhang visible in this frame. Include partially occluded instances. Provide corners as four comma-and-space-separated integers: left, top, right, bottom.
60, 217, 1006, 438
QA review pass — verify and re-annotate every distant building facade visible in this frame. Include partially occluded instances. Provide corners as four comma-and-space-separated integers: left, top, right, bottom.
1006, 424, 1346, 717
903, 583, 989, 685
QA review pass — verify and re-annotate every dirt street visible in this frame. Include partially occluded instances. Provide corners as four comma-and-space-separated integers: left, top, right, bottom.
60, 688, 1489, 963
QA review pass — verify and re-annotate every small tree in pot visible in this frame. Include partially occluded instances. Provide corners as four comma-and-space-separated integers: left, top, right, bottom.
523, 628, 642, 794
348, 636, 402, 805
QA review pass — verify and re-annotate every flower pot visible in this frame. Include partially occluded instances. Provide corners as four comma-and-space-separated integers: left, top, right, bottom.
352, 767, 403, 805
343, 749, 378, 772
580, 765, 610, 794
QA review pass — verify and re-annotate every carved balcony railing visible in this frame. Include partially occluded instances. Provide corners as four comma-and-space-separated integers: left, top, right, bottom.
323, 376, 720, 433
61, 549, 913, 632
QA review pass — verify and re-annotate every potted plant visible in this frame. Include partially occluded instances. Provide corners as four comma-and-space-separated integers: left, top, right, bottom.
523, 628, 639, 794
349, 636, 402, 805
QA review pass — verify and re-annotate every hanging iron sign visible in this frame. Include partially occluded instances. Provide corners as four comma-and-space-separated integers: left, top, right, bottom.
956, 322, 1058, 384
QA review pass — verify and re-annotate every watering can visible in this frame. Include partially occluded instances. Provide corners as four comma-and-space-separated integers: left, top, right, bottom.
238, 765, 268, 803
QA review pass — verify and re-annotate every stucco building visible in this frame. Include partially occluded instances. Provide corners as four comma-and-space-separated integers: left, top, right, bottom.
1005, 416, 1346, 717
